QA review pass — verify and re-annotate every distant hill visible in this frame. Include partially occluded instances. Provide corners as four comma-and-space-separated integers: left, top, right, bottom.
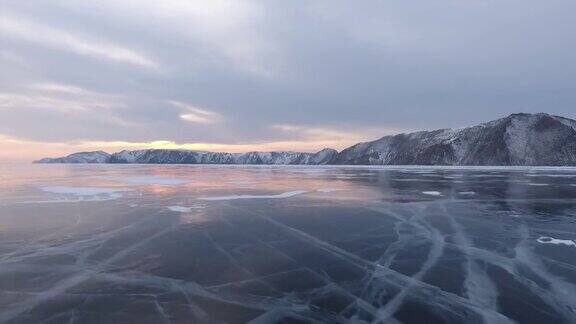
36, 113, 576, 166
35, 151, 111, 164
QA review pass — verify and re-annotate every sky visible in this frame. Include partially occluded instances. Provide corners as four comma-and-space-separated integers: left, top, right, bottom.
1, 0, 576, 161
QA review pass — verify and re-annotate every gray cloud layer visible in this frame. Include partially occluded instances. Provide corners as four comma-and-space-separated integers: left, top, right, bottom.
1, 0, 576, 148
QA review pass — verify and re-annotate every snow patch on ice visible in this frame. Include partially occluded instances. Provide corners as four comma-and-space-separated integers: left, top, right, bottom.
167, 204, 206, 212
290, 169, 328, 173
40, 186, 133, 202
393, 179, 421, 182
527, 174, 576, 178
422, 191, 443, 196
537, 237, 576, 247
42, 186, 133, 196
317, 188, 344, 193
228, 180, 254, 185
167, 206, 192, 213
198, 190, 307, 201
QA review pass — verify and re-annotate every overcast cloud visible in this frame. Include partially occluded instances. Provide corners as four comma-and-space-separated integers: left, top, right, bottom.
1, 0, 576, 160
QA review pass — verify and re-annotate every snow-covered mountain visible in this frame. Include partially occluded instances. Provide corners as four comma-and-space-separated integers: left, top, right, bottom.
332, 113, 576, 166
107, 148, 339, 164
35, 151, 111, 164
35, 113, 576, 166
36, 148, 338, 165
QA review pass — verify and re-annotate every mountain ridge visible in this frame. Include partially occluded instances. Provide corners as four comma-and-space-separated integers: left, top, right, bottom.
35, 113, 576, 166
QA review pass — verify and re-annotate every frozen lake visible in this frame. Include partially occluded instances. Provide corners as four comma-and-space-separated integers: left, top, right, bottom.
0, 164, 575, 323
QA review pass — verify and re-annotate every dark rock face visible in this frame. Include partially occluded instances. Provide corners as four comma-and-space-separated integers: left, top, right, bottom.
35, 113, 576, 166
332, 113, 576, 166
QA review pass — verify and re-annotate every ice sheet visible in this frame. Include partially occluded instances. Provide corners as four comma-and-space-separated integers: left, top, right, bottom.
3, 165, 576, 323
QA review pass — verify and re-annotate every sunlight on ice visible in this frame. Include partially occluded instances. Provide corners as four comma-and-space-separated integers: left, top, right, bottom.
111, 176, 189, 185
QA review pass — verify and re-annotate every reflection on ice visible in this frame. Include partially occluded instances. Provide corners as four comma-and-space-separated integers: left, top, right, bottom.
111, 176, 188, 185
